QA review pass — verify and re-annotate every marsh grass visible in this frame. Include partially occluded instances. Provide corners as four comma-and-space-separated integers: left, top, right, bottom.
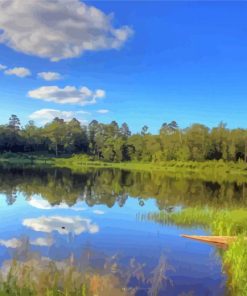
2, 153, 247, 182
0, 258, 131, 296
55, 156, 247, 182
144, 207, 247, 295
145, 208, 247, 236
224, 237, 247, 296
0, 252, 176, 296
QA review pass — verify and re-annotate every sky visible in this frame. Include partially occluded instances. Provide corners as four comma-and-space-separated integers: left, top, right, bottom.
0, 0, 247, 133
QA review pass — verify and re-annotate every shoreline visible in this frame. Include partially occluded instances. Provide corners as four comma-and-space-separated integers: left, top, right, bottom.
2, 154, 247, 182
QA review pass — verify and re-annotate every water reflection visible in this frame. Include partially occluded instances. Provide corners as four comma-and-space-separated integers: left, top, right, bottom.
23, 216, 99, 235
0, 166, 246, 209
0, 236, 175, 296
0, 166, 228, 295
28, 195, 86, 211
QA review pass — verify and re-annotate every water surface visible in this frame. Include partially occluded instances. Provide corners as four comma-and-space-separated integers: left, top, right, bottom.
0, 166, 241, 295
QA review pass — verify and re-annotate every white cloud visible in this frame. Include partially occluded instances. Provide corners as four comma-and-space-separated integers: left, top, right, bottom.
30, 237, 54, 247
28, 86, 105, 106
4, 67, 31, 77
23, 216, 99, 235
0, 238, 22, 248
29, 109, 89, 124
0, 64, 7, 70
97, 109, 109, 114
0, 0, 133, 61
38, 72, 62, 81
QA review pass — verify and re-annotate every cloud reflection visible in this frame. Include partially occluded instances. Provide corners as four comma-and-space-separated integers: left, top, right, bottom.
29, 196, 86, 211
30, 237, 54, 247
93, 210, 105, 215
0, 238, 22, 248
23, 216, 99, 235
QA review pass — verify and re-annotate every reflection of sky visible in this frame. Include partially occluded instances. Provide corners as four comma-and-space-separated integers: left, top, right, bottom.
0, 192, 226, 295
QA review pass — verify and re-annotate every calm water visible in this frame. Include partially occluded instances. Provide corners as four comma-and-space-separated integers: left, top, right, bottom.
1, 166, 244, 295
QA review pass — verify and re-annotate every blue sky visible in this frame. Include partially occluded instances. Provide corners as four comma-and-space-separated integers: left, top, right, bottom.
0, 1, 247, 133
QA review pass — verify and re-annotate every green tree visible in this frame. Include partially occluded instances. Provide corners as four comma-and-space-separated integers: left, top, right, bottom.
44, 118, 67, 156
8, 114, 21, 132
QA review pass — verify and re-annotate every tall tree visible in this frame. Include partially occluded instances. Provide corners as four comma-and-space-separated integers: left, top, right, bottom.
44, 118, 67, 156
120, 122, 131, 138
141, 125, 149, 136
8, 114, 21, 132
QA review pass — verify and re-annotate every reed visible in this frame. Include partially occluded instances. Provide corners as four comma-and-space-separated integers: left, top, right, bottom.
144, 207, 247, 295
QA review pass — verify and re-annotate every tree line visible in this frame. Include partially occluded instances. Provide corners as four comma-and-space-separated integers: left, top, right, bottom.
1, 114, 247, 162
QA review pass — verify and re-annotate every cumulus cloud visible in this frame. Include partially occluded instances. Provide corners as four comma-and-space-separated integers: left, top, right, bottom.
38, 72, 62, 81
28, 86, 105, 106
29, 109, 89, 124
0, 0, 133, 61
0, 64, 7, 70
97, 109, 109, 114
23, 216, 99, 235
0, 238, 22, 248
4, 67, 31, 77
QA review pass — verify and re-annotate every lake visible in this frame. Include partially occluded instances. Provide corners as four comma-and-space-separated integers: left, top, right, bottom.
0, 166, 243, 295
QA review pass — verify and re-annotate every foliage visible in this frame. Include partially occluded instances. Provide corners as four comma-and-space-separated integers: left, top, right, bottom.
1, 115, 247, 163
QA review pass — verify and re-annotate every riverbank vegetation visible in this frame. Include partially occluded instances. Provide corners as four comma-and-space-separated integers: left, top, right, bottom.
143, 208, 247, 295
2, 152, 247, 182
1, 114, 247, 164
55, 155, 247, 181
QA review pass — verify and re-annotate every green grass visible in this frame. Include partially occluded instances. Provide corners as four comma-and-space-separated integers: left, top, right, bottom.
54, 154, 247, 182
144, 207, 247, 295
0, 152, 54, 166
2, 153, 247, 182
146, 208, 247, 236
224, 237, 247, 295
0, 259, 129, 296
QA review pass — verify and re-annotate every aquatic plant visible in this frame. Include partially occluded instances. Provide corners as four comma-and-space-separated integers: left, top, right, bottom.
224, 237, 247, 295
144, 207, 247, 295
0, 257, 132, 296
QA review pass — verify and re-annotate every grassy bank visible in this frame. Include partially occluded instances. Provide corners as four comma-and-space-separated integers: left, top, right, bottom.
143, 208, 247, 295
0, 153, 54, 165
2, 153, 247, 182
54, 154, 247, 182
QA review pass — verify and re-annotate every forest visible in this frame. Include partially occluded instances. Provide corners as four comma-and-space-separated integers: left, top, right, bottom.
1, 114, 247, 163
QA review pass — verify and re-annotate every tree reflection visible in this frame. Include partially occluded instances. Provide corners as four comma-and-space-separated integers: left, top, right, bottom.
0, 166, 246, 209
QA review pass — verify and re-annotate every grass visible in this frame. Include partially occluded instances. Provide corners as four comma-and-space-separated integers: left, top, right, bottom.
54, 154, 247, 181
0, 258, 130, 296
144, 207, 247, 295
2, 153, 247, 182
0, 152, 54, 166
146, 208, 247, 236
